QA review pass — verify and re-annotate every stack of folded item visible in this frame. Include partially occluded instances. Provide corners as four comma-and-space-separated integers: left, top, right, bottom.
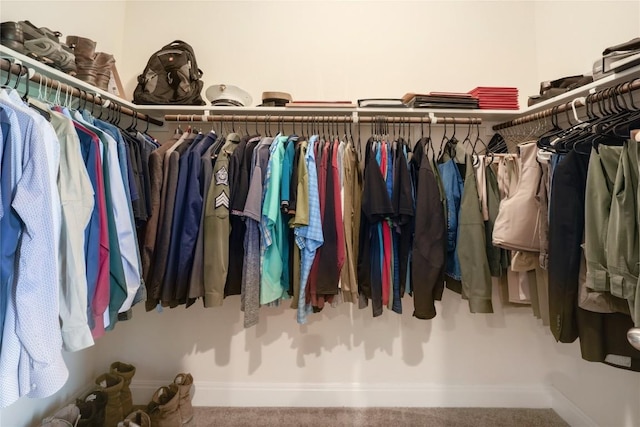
594, 37, 640, 80
401, 92, 479, 109
468, 87, 519, 109
285, 100, 356, 108
526, 76, 592, 107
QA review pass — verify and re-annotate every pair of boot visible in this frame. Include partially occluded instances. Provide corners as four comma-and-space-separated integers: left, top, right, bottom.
0, 20, 76, 74
66, 35, 114, 91
146, 373, 194, 426
93, 362, 136, 427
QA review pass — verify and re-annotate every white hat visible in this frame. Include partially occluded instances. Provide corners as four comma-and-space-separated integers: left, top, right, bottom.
205, 84, 253, 107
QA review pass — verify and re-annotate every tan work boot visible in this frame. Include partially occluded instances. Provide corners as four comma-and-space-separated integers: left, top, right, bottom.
95, 373, 124, 427
110, 361, 136, 416
66, 35, 99, 86
147, 384, 181, 427
93, 52, 115, 91
66, 35, 96, 61
173, 373, 194, 423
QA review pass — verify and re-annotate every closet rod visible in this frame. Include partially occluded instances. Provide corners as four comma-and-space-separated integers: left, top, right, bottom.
0, 58, 164, 127
492, 77, 640, 130
164, 114, 482, 125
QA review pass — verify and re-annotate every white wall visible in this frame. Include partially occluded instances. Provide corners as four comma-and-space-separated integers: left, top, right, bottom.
1, 2, 640, 427
119, 1, 539, 107
92, 288, 571, 404
533, 1, 640, 85
551, 354, 640, 427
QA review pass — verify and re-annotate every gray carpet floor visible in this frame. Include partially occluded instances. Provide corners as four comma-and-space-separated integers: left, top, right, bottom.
189, 407, 569, 427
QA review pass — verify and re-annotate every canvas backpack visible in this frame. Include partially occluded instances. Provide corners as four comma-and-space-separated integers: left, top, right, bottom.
133, 40, 205, 105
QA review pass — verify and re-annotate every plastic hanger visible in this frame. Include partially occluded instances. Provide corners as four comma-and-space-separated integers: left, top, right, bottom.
12, 64, 22, 90
611, 80, 640, 137
126, 110, 138, 133
1, 58, 14, 88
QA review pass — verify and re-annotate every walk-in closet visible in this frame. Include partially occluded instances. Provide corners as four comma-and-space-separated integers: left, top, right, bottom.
1, 2, 639, 426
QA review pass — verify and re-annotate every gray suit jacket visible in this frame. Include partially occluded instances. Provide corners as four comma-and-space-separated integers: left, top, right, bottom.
145, 133, 194, 310
141, 137, 176, 282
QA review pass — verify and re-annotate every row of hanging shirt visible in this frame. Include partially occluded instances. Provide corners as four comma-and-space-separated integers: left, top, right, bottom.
143, 121, 507, 327
0, 81, 155, 407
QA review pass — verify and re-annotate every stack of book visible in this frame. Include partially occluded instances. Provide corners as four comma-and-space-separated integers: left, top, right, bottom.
401, 92, 479, 109
467, 87, 519, 109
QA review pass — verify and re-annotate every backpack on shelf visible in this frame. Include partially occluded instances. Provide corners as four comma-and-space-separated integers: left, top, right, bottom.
133, 40, 206, 105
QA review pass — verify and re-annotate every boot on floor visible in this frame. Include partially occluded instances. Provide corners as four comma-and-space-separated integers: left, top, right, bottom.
147, 384, 181, 427
173, 373, 194, 423
117, 409, 151, 427
110, 361, 136, 416
76, 390, 107, 427
95, 373, 124, 427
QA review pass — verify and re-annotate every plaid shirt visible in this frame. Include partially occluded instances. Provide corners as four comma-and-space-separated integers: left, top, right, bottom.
294, 135, 324, 324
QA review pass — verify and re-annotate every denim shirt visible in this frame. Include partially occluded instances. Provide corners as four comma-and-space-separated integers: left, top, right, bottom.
438, 158, 464, 281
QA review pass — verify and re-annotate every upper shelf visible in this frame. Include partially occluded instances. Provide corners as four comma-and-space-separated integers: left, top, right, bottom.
2, 44, 640, 126
0, 45, 133, 110
513, 63, 640, 116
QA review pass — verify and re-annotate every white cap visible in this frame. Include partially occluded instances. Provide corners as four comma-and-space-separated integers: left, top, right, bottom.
205, 84, 252, 107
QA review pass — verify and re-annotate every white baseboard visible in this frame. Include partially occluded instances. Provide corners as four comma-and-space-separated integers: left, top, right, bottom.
550, 387, 599, 427
132, 381, 553, 408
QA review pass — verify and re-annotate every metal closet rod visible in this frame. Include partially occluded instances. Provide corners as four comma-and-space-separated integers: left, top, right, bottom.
493, 77, 640, 130
164, 114, 482, 125
0, 58, 164, 127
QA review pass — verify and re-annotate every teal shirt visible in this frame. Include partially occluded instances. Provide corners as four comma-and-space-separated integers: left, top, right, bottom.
260, 136, 288, 304
280, 137, 296, 210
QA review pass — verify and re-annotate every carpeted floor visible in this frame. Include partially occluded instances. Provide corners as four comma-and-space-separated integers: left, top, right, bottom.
188, 407, 569, 426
